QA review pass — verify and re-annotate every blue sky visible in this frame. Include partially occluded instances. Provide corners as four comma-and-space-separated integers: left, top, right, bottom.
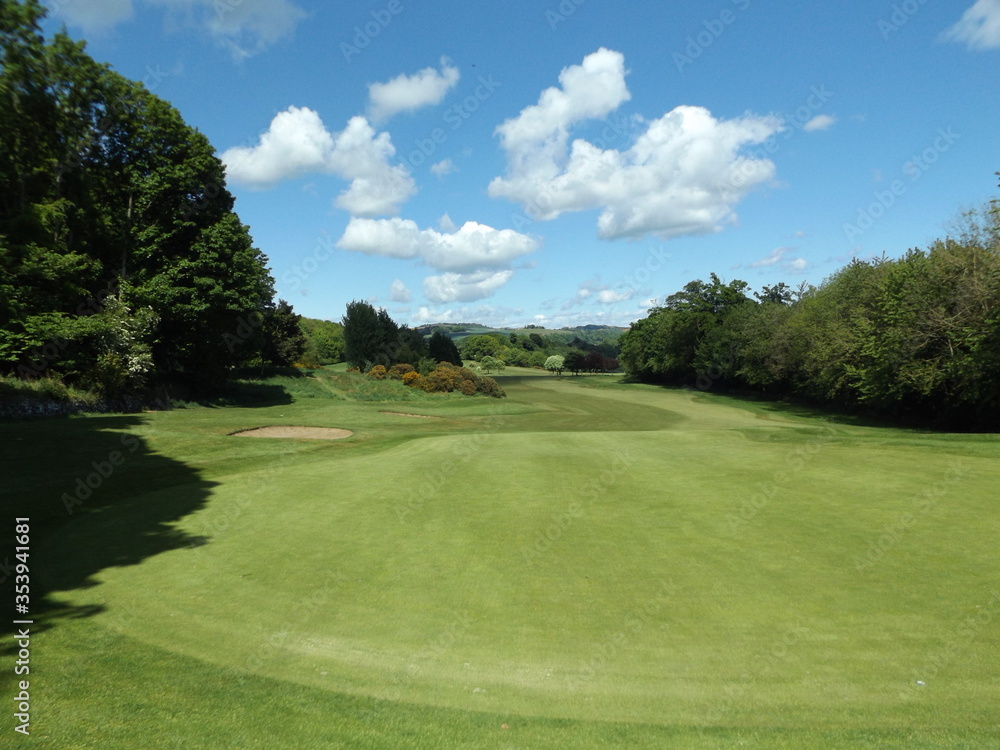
43, 0, 1000, 328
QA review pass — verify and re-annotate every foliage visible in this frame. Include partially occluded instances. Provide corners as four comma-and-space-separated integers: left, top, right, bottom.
544, 355, 565, 375
342, 302, 428, 371
366, 364, 387, 380
461, 334, 506, 360
261, 299, 305, 367
478, 355, 505, 374
298, 317, 344, 366
341, 300, 380, 371
620, 209, 1000, 428
387, 363, 414, 380
0, 1, 280, 393
397, 360, 506, 398
428, 330, 462, 366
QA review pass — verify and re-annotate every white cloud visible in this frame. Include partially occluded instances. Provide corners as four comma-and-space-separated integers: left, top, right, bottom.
50, 0, 134, 34
367, 58, 460, 123
489, 48, 782, 240
942, 0, 1000, 50
803, 114, 836, 132
786, 258, 808, 273
390, 279, 412, 303
148, 0, 307, 60
221, 108, 415, 216
596, 289, 632, 304
423, 270, 514, 304
430, 158, 458, 178
749, 246, 791, 268
494, 48, 631, 169
339, 218, 538, 305
749, 246, 807, 272
563, 278, 640, 310
337, 218, 539, 272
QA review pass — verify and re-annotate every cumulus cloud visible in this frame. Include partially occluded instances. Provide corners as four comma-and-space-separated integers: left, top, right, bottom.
942, 0, 1000, 50
438, 213, 457, 232
49, 0, 134, 34
338, 218, 538, 304
423, 270, 514, 304
596, 289, 632, 304
367, 58, 460, 122
494, 48, 631, 169
390, 279, 412, 303
337, 218, 538, 272
148, 0, 307, 60
803, 114, 836, 132
221, 108, 415, 216
489, 48, 783, 240
563, 278, 639, 310
430, 158, 458, 178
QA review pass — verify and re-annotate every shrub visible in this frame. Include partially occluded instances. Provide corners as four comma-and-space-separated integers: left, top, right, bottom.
459, 379, 477, 396
366, 364, 387, 380
387, 363, 415, 380
402, 371, 423, 388
477, 376, 506, 399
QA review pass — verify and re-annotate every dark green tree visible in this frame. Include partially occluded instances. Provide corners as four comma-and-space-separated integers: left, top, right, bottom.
428, 330, 462, 366
0, 0, 277, 389
341, 300, 379, 370
261, 299, 306, 366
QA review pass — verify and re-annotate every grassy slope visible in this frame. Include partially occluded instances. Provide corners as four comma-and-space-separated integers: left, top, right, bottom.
3, 368, 999, 748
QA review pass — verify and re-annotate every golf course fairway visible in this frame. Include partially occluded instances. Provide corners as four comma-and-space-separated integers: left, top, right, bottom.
4, 368, 999, 748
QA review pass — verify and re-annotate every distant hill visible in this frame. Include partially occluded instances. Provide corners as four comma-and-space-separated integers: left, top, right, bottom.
413, 323, 626, 346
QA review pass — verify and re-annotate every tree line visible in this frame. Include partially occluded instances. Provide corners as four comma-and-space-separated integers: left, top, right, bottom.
0, 0, 303, 401
620, 199, 1000, 429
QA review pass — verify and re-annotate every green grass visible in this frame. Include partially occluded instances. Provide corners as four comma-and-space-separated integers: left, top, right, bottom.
3, 369, 999, 747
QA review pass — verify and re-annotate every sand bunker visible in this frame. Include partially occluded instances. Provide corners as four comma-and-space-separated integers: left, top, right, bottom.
231, 426, 353, 439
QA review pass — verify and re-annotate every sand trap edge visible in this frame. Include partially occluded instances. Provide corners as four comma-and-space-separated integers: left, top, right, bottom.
379, 411, 440, 419
230, 426, 354, 440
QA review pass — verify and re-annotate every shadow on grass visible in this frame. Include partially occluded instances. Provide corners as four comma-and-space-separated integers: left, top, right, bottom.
194, 381, 294, 408
0, 413, 216, 690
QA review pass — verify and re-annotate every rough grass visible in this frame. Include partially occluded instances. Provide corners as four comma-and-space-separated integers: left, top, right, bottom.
2, 372, 999, 748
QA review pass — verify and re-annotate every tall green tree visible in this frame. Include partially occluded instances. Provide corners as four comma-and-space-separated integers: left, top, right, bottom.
0, 0, 278, 389
261, 299, 306, 367
428, 330, 461, 366
342, 300, 379, 370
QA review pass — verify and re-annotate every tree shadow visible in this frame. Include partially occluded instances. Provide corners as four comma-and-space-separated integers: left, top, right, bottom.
0, 413, 216, 690
194, 382, 294, 407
